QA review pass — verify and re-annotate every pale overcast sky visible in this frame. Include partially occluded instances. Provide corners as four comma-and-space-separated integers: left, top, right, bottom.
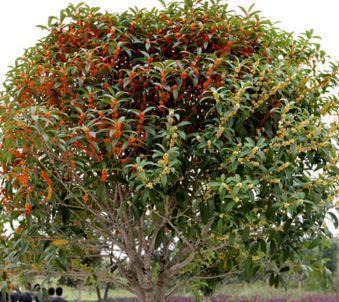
0, 0, 338, 87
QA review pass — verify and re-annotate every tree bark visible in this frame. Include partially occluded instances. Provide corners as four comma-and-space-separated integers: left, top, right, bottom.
103, 282, 110, 300
95, 285, 102, 302
134, 284, 166, 302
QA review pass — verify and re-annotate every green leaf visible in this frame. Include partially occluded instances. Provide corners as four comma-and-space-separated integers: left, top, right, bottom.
173, 88, 178, 100
328, 212, 338, 229
48, 16, 58, 26
184, 0, 193, 9
260, 240, 266, 253
244, 257, 254, 279
158, 0, 167, 7
269, 272, 275, 286
308, 237, 322, 249
199, 203, 210, 225
160, 175, 167, 187
242, 226, 250, 242
97, 182, 105, 202
155, 228, 165, 249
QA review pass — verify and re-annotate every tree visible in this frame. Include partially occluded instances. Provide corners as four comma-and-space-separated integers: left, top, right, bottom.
0, 0, 338, 301
323, 239, 338, 274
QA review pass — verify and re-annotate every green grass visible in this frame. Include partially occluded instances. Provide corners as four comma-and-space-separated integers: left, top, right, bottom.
59, 281, 337, 300
61, 286, 134, 300
23, 276, 339, 301
215, 282, 319, 299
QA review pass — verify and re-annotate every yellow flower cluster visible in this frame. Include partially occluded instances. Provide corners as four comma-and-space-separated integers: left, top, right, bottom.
146, 182, 153, 189
328, 120, 339, 136
264, 178, 280, 184
207, 140, 213, 152
158, 153, 169, 167
163, 166, 171, 174
252, 80, 290, 109
219, 253, 226, 260
296, 141, 327, 152
242, 146, 260, 162
270, 138, 295, 149
167, 109, 175, 124
136, 164, 144, 173
220, 103, 240, 124
169, 125, 178, 147
233, 86, 246, 103
216, 235, 229, 241
276, 162, 290, 173
216, 125, 225, 138
250, 59, 261, 75
321, 99, 338, 115
291, 120, 310, 134
315, 176, 338, 187
213, 90, 221, 103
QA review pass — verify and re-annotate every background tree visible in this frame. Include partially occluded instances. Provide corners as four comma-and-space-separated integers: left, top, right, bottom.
323, 239, 338, 274
0, 0, 338, 301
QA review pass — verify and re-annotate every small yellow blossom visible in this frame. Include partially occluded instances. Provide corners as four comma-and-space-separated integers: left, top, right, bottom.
146, 182, 153, 189
207, 140, 212, 151
163, 166, 171, 175
236, 183, 243, 189
216, 126, 225, 138
252, 146, 259, 154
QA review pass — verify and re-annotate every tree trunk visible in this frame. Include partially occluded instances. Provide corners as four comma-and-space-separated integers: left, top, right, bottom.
156, 281, 166, 302
135, 286, 166, 302
103, 282, 110, 300
95, 285, 102, 302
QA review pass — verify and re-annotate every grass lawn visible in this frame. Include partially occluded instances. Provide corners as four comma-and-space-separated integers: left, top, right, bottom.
25, 276, 338, 301
44, 281, 337, 301
215, 282, 327, 299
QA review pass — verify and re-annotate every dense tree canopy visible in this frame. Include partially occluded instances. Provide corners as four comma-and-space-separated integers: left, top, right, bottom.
0, 0, 338, 301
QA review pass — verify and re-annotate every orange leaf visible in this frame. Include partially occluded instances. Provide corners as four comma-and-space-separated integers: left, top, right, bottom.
101, 168, 108, 182
52, 239, 69, 247
20, 168, 30, 187
41, 170, 52, 186
46, 186, 53, 202
25, 203, 32, 216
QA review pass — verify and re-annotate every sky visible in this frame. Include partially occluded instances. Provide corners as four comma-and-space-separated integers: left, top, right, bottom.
0, 0, 338, 87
